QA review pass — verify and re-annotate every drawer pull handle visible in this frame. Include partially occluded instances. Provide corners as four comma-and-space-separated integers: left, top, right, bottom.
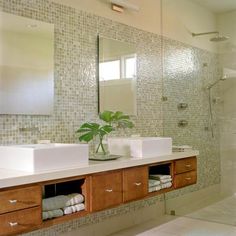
134, 182, 142, 186
9, 199, 17, 204
9, 222, 18, 227
185, 177, 191, 180
185, 164, 191, 168
105, 189, 113, 193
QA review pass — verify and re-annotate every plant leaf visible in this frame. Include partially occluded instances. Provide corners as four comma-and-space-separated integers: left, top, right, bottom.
99, 110, 114, 123
76, 122, 101, 142
78, 132, 94, 142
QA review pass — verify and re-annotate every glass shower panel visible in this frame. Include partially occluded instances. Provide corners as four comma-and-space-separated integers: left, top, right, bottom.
162, 0, 236, 226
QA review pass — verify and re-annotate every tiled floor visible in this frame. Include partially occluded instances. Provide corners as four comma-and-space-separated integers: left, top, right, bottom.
187, 195, 236, 226
111, 216, 236, 236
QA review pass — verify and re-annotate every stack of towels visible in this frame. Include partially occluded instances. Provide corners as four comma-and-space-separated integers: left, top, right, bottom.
42, 193, 85, 220
172, 145, 192, 152
149, 174, 172, 193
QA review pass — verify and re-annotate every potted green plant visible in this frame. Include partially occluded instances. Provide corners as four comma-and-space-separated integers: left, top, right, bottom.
76, 111, 134, 155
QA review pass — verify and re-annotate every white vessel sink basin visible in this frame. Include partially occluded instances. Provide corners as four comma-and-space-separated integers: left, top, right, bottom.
0, 143, 89, 172
108, 137, 172, 159
130, 137, 172, 158
108, 137, 131, 156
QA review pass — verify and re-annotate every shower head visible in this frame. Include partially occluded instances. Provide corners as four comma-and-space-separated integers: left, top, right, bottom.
192, 31, 229, 42
210, 35, 229, 42
207, 77, 227, 90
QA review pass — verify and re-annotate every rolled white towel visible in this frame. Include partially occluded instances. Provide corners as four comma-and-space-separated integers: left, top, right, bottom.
161, 182, 172, 189
149, 185, 162, 193
149, 174, 172, 180
66, 193, 84, 205
160, 178, 172, 184
148, 179, 161, 187
63, 203, 85, 215
42, 209, 64, 220
43, 195, 70, 211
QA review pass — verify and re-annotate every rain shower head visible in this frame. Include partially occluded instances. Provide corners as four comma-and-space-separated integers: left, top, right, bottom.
207, 77, 227, 90
210, 35, 229, 42
192, 31, 229, 42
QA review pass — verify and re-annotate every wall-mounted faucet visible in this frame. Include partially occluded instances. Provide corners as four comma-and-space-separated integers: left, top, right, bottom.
178, 103, 188, 110
19, 127, 40, 132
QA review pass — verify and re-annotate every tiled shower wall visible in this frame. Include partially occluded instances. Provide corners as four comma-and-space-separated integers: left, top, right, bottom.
163, 38, 221, 199
0, 0, 220, 235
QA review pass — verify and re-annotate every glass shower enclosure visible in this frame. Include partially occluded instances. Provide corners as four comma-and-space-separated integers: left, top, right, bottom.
162, 0, 236, 226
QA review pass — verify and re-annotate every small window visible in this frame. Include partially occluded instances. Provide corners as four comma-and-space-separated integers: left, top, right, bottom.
99, 60, 120, 81
124, 56, 136, 79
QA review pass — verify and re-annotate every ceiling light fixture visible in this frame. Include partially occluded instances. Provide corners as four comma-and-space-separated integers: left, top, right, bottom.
112, 4, 124, 13
110, 0, 139, 12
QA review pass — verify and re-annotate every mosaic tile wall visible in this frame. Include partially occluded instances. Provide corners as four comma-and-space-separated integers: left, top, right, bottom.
0, 0, 221, 235
0, 0, 163, 146
163, 38, 221, 198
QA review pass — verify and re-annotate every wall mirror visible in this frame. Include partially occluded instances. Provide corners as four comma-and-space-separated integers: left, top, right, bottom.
0, 12, 54, 115
98, 36, 137, 115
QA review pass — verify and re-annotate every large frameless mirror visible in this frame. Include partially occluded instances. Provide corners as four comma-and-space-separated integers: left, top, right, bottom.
0, 12, 54, 115
98, 37, 137, 115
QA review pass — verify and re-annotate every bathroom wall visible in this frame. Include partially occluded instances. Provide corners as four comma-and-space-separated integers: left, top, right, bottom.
0, 1, 164, 235
52, 0, 162, 36
217, 10, 236, 195
163, 38, 221, 200
0, 0, 163, 145
0, 0, 221, 235
162, 0, 221, 203
52, 0, 217, 52
162, 0, 217, 52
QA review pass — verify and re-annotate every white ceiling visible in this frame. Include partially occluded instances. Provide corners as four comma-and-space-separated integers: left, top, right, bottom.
191, 0, 236, 13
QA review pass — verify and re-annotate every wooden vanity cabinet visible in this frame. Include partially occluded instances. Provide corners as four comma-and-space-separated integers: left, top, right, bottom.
90, 170, 123, 212
0, 207, 41, 236
123, 166, 148, 202
0, 185, 41, 214
0, 185, 42, 236
174, 157, 197, 174
0, 155, 198, 235
174, 156, 197, 189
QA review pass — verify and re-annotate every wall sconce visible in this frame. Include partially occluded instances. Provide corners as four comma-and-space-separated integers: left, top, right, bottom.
110, 0, 139, 12
111, 4, 124, 13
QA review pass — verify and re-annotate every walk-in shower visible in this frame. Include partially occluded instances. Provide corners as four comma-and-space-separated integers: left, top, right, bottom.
207, 77, 227, 137
192, 31, 229, 42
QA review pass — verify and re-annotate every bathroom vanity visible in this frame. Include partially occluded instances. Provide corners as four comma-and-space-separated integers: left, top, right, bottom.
0, 151, 198, 236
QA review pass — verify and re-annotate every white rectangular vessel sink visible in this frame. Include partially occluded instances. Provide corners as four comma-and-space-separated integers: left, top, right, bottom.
0, 143, 89, 172
130, 137, 172, 158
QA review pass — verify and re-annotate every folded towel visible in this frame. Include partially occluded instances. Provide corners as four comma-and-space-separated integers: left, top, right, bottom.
172, 145, 192, 152
63, 203, 85, 215
42, 195, 71, 211
148, 179, 161, 187
43, 193, 84, 211
149, 185, 162, 193
42, 209, 64, 220
66, 193, 84, 206
161, 182, 172, 189
149, 174, 172, 181
160, 178, 172, 184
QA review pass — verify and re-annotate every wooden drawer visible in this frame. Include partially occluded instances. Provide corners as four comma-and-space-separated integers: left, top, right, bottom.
123, 166, 148, 202
0, 185, 41, 214
174, 157, 197, 174
174, 171, 197, 189
90, 171, 123, 212
0, 206, 41, 236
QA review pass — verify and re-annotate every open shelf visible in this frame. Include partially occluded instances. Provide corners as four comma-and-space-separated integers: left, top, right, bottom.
41, 176, 90, 223
148, 162, 173, 194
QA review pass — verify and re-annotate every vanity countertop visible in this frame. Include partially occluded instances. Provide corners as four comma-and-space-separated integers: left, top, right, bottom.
0, 150, 199, 189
